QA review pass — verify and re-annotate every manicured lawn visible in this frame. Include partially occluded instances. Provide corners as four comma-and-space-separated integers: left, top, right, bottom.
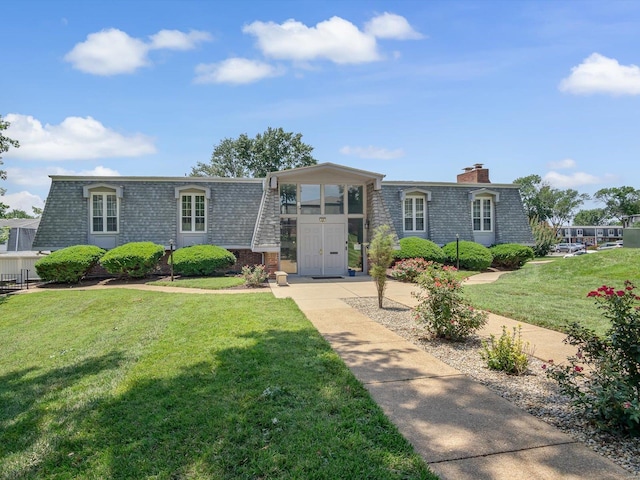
464, 249, 640, 336
147, 275, 245, 289
0, 290, 435, 479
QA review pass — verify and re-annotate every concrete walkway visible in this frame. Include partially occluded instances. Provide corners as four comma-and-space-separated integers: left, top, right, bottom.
269, 274, 631, 480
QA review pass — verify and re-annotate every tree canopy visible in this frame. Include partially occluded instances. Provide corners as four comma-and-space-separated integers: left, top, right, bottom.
514, 174, 588, 232
572, 208, 608, 226
190, 127, 317, 178
593, 186, 640, 223
0, 114, 20, 218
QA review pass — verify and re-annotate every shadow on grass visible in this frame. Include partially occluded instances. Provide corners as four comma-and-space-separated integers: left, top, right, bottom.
2, 330, 433, 479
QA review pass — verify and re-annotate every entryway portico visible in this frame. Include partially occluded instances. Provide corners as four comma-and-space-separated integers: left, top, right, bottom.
257, 163, 387, 277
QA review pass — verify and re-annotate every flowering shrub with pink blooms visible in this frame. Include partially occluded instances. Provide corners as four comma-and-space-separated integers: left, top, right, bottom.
544, 281, 640, 436
390, 258, 435, 283
412, 263, 487, 341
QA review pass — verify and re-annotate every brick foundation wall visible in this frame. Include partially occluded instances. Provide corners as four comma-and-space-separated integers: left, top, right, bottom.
264, 252, 279, 278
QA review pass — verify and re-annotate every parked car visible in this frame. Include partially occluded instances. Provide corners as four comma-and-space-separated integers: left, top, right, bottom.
554, 243, 585, 253
597, 242, 623, 250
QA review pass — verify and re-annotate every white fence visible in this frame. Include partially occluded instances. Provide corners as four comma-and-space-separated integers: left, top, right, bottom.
0, 254, 44, 279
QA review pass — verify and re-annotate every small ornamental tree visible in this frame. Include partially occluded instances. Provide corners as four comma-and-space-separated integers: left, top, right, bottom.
368, 224, 395, 308
544, 281, 640, 436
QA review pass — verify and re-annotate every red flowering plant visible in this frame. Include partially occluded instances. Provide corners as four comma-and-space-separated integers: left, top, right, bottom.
390, 258, 434, 283
412, 263, 487, 341
544, 280, 640, 436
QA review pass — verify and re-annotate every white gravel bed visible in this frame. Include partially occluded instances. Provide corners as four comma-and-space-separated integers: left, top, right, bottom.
343, 296, 640, 476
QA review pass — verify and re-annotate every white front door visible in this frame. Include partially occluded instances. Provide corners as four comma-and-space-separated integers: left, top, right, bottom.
299, 223, 346, 276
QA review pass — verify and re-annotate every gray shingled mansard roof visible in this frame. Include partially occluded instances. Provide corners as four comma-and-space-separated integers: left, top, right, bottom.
33, 176, 264, 251
33, 163, 534, 252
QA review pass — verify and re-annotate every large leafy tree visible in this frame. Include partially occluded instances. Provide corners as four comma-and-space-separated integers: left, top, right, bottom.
1, 114, 20, 218
513, 175, 553, 221
593, 186, 640, 224
191, 127, 317, 178
514, 174, 589, 233
573, 208, 608, 226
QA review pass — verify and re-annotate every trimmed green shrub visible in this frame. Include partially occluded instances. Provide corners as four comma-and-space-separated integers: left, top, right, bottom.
171, 245, 236, 276
100, 241, 164, 278
35, 245, 106, 283
442, 240, 493, 271
394, 236, 446, 263
490, 243, 535, 269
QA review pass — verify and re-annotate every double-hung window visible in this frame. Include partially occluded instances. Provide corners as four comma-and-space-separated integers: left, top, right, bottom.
181, 193, 206, 232
91, 192, 118, 233
472, 197, 492, 232
404, 196, 425, 232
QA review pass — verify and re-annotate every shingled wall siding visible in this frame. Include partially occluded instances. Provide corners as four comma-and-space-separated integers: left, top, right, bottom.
33, 179, 264, 250
33, 181, 89, 249
252, 187, 281, 251
381, 184, 533, 246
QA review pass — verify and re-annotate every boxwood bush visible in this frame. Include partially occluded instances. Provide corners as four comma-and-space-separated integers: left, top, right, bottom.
170, 245, 236, 276
442, 240, 493, 271
394, 236, 446, 263
35, 245, 106, 283
490, 243, 535, 269
100, 241, 165, 278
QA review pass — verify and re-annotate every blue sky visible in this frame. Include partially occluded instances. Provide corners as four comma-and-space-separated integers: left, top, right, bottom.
2, 0, 640, 213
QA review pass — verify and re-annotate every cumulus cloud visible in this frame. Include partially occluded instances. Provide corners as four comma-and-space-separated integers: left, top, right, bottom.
4, 114, 156, 161
194, 58, 283, 84
543, 171, 605, 188
339, 145, 405, 160
243, 16, 381, 64
364, 12, 423, 40
148, 29, 212, 50
559, 53, 640, 96
2, 191, 45, 212
64, 28, 211, 75
547, 158, 576, 170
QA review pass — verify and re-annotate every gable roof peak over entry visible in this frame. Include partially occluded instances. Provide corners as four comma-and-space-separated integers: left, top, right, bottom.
266, 162, 385, 190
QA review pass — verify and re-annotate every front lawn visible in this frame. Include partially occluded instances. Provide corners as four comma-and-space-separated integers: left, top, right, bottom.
147, 275, 245, 290
464, 248, 640, 336
0, 290, 434, 479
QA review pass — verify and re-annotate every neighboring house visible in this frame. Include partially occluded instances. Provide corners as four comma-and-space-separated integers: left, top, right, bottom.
0, 218, 41, 252
561, 225, 624, 246
33, 162, 533, 276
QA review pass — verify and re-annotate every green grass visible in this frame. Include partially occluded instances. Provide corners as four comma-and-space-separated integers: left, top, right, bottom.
147, 275, 245, 289
464, 249, 640, 336
0, 290, 435, 479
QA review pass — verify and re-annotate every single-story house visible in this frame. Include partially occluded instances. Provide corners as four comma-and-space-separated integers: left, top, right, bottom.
33, 162, 534, 276
0, 218, 41, 252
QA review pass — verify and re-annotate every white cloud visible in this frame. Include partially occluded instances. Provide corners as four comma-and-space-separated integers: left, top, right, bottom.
2, 191, 45, 212
4, 114, 156, 161
543, 171, 604, 188
194, 58, 283, 84
559, 53, 640, 96
340, 145, 405, 160
148, 29, 212, 50
547, 158, 576, 170
6, 166, 121, 197
64, 28, 212, 75
364, 12, 423, 40
243, 16, 381, 64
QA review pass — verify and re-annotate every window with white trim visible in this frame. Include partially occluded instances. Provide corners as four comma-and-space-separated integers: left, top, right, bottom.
472, 197, 492, 232
91, 192, 119, 233
403, 195, 425, 232
181, 193, 206, 232
576, 229, 583, 237
608, 228, 615, 236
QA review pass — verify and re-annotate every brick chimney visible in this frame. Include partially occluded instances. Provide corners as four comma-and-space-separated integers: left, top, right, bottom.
457, 163, 490, 183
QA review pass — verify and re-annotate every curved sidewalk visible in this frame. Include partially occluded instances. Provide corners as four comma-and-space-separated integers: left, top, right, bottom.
269, 274, 631, 480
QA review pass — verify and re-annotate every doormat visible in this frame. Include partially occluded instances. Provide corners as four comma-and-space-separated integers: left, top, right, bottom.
311, 276, 344, 279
